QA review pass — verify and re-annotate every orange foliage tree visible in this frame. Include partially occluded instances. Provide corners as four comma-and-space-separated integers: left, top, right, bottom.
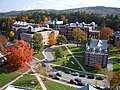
22, 16, 29, 22
44, 17, 48, 22
39, 21, 44, 25
99, 27, 114, 40
9, 17, 16, 24
6, 40, 34, 68
48, 32, 57, 46
94, 64, 102, 71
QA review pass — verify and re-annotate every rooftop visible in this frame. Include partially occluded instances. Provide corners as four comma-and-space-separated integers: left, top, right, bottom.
86, 39, 108, 54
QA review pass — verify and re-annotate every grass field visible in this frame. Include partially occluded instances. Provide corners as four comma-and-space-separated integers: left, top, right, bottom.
109, 47, 120, 62
34, 51, 44, 60
13, 74, 41, 89
43, 79, 77, 90
52, 46, 82, 71
0, 70, 20, 87
68, 46, 104, 73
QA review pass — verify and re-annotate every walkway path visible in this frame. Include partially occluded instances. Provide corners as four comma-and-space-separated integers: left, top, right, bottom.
65, 45, 86, 72
0, 69, 31, 90
26, 62, 47, 90
44, 44, 106, 76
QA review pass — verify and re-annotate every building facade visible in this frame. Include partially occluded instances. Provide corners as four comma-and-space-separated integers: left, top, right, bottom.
59, 22, 99, 39
115, 31, 120, 46
84, 39, 108, 67
20, 30, 59, 45
12, 21, 59, 45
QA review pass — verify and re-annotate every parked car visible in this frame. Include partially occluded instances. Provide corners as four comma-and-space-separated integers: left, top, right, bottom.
49, 74, 54, 77
74, 78, 81, 82
79, 73, 86, 77
64, 70, 71, 74
56, 73, 62, 77
77, 81, 85, 86
87, 74, 95, 79
69, 79, 78, 84
94, 86, 102, 89
96, 76, 104, 80
52, 75, 60, 80
71, 72, 79, 76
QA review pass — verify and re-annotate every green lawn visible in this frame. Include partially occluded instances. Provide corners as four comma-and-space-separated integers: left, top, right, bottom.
0, 70, 20, 87
68, 46, 103, 74
13, 74, 41, 89
43, 80, 77, 90
68, 46, 120, 73
34, 51, 44, 60
52, 46, 82, 71
113, 64, 120, 72
109, 47, 120, 62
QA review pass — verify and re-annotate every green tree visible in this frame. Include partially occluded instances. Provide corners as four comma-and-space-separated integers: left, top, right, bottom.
29, 19, 35, 23
32, 33, 43, 53
72, 28, 87, 47
54, 47, 64, 59
57, 34, 67, 44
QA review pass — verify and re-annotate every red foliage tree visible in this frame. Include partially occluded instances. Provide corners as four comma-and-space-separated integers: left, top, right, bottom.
6, 40, 34, 68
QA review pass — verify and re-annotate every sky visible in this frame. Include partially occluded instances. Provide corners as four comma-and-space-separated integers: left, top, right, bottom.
0, 0, 120, 12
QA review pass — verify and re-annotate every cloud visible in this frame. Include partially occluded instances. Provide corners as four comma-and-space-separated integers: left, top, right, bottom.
37, 0, 52, 4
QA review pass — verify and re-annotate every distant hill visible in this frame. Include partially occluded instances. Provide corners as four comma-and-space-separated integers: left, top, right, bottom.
0, 6, 120, 17
61, 6, 120, 16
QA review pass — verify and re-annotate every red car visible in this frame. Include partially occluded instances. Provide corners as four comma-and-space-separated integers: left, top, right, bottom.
69, 79, 78, 84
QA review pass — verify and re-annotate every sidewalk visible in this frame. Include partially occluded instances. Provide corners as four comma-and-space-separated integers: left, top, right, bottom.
26, 62, 47, 90
65, 45, 86, 72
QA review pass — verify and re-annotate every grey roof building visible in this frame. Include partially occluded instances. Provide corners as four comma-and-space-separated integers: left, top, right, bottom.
84, 39, 109, 67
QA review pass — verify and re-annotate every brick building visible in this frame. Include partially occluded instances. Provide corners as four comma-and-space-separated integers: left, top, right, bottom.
59, 22, 99, 39
84, 39, 108, 67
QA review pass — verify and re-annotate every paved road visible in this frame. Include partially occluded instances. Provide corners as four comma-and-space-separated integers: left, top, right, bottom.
38, 73, 81, 89
52, 70, 106, 88
43, 48, 54, 62
42, 44, 109, 88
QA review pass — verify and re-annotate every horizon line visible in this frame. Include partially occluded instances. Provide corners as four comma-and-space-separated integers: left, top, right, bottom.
0, 6, 120, 13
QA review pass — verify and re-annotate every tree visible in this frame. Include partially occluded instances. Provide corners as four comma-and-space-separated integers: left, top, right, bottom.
32, 33, 43, 53
110, 70, 120, 90
39, 21, 44, 25
57, 34, 67, 44
94, 64, 102, 71
29, 19, 35, 23
48, 32, 57, 46
100, 27, 114, 40
8, 31, 15, 38
0, 35, 8, 53
44, 17, 48, 22
6, 40, 34, 68
61, 15, 68, 24
54, 47, 64, 59
72, 28, 87, 47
